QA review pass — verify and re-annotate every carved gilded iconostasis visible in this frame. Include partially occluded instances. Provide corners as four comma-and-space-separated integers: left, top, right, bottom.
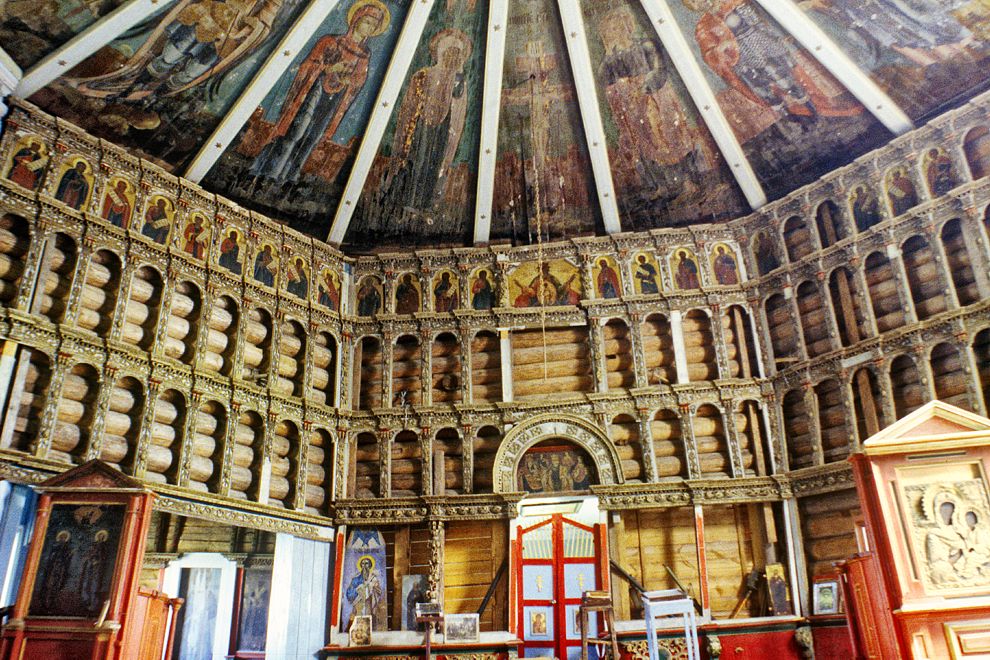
0, 84, 988, 657
0, 0, 989, 654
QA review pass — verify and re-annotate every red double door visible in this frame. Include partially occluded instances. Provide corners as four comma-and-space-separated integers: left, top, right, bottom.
516, 515, 605, 659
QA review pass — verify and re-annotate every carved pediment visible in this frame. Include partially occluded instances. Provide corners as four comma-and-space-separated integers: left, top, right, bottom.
39, 459, 145, 491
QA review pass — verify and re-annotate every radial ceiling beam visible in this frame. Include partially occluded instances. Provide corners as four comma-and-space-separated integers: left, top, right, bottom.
16, 0, 178, 98
0, 47, 22, 102
638, 0, 766, 210
326, 0, 437, 246
753, 0, 913, 135
472, 0, 510, 245
185, 0, 338, 182
556, 0, 622, 234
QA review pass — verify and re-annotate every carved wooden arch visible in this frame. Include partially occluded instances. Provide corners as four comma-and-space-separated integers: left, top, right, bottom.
491, 413, 623, 493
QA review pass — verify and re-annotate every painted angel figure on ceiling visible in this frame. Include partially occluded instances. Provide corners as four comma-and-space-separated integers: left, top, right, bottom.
247, 0, 390, 189
65, 0, 281, 101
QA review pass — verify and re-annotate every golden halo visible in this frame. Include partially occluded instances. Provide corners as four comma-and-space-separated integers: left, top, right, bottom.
357, 554, 376, 570
347, 0, 390, 38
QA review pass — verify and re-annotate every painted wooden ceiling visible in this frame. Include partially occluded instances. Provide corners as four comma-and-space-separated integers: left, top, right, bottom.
7, 0, 990, 251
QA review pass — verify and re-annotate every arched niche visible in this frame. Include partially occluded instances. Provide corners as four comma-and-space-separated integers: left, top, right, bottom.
493, 414, 622, 493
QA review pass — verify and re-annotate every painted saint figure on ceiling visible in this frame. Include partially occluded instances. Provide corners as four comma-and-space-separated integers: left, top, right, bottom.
101, 179, 133, 228
54, 160, 90, 210
6, 138, 47, 190
373, 28, 471, 221
67, 0, 280, 101
247, 0, 390, 189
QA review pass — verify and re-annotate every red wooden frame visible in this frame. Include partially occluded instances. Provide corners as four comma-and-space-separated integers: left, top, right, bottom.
514, 514, 605, 659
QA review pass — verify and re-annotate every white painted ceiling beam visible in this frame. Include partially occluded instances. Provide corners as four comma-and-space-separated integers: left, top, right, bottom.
556, 0, 622, 234
753, 0, 913, 135
16, 0, 178, 98
326, 0, 436, 246
185, 0, 337, 182
472, 0, 510, 245
0, 47, 22, 116
639, 0, 766, 210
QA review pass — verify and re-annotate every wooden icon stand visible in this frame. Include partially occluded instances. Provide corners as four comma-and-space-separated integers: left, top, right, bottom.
0, 461, 158, 660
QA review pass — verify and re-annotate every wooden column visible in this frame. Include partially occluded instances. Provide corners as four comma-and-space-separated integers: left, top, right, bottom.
61, 238, 93, 326
816, 275, 843, 353
177, 392, 202, 488
460, 326, 473, 404
32, 352, 71, 459
337, 332, 352, 410
637, 408, 658, 483
785, 283, 810, 362
378, 428, 392, 498
219, 401, 240, 498
708, 305, 732, 380
628, 314, 649, 389
420, 427, 433, 497
804, 384, 824, 467
83, 365, 115, 461
928, 226, 961, 310
886, 244, 918, 324
108, 260, 135, 345
338, 426, 353, 500
293, 420, 312, 511
428, 519, 445, 605
151, 268, 178, 359
462, 424, 474, 494
382, 333, 394, 409
850, 260, 880, 337
132, 379, 162, 479
720, 404, 745, 477
420, 331, 433, 408
680, 405, 701, 478
960, 210, 990, 298
13, 223, 51, 313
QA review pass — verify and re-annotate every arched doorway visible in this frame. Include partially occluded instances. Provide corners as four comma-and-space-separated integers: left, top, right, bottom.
500, 416, 618, 659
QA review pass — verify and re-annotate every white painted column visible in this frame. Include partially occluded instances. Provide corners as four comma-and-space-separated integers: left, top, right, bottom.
0, 482, 36, 608
669, 309, 690, 384
499, 328, 513, 402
